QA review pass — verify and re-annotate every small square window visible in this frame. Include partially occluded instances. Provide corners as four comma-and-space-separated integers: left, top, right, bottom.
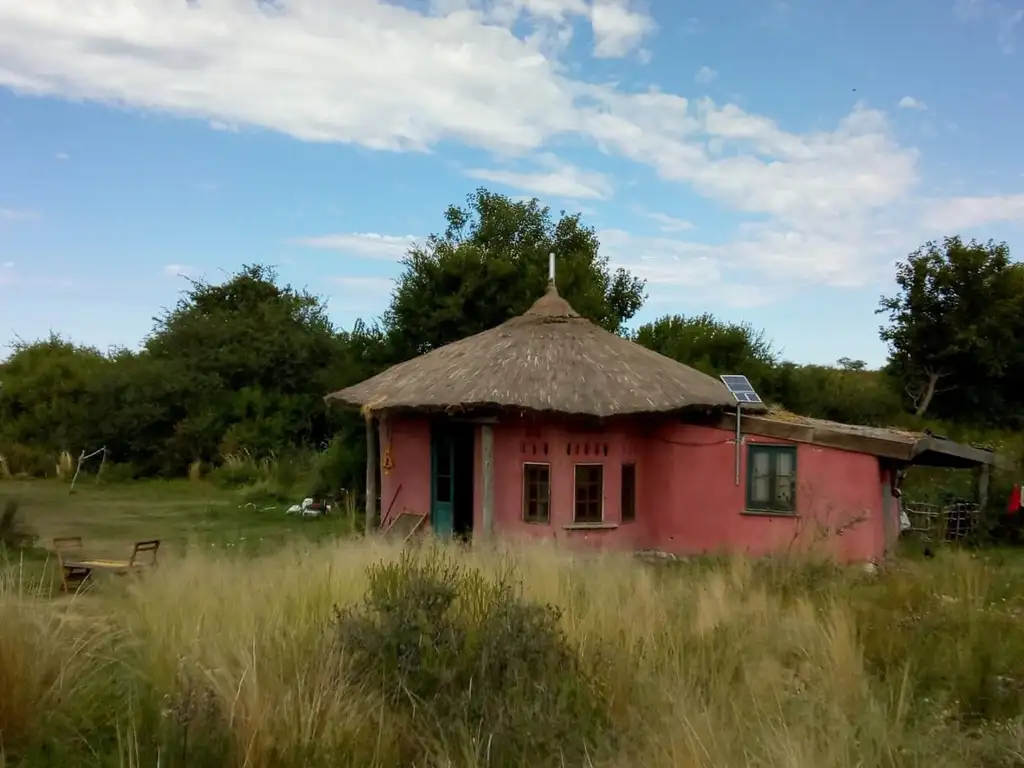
523, 463, 550, 523
574, 464, 603, 523
746, 444, 797, 514
621, 463, 636, 522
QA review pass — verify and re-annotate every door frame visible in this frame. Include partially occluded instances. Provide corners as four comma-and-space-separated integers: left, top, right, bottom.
429, 421, 477, 538
430, 426, 454, 536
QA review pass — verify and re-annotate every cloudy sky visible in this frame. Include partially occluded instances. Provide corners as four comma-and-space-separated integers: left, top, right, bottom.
0, 0, 1022, 366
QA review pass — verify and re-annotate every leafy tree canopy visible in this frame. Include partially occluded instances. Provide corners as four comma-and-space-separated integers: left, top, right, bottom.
878, 236, 1024, 422
633, 313, 779, 395
384, 189, 646, 358
0, 334, 109, 452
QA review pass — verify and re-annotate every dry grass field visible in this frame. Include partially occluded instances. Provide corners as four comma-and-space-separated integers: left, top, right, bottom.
2, 481, 1024, 767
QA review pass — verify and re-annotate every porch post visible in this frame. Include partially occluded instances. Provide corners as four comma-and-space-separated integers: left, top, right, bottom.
975, 462, 991, 512
481, 424, 494, 539
365, 414, 377, 535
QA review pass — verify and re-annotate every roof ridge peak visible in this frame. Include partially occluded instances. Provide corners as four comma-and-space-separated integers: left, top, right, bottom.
523, 283, 579, 318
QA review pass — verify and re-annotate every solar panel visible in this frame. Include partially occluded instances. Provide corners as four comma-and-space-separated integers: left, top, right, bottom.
720, 375, 755, 393
720, 374, 763, 405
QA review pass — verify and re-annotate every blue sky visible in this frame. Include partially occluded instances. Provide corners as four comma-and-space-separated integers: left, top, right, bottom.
1, 0, 1022, 368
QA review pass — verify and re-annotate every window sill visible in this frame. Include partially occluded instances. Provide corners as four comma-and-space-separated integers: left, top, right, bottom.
742, 509, 798, 518
523, 518, 550, 525
563, 522, 619, 530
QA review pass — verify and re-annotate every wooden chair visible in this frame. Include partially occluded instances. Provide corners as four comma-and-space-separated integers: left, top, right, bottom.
53, 537, 161, 592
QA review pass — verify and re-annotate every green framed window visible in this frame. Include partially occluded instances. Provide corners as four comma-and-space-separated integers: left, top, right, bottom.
746, 444, 797, 514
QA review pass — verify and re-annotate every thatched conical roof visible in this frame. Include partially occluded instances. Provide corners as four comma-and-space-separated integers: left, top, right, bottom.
326, 284, 752, 418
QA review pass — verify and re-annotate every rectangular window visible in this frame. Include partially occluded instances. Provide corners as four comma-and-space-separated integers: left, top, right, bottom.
746, 444, 797, 513
574, 464, 604, 523
522, 463, 551, 523
621, 463, 636, 522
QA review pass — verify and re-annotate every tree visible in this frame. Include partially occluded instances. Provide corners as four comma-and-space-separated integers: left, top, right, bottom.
0, 334, 109, 459
384, 189, 646, 358
138, 264, 350, 471
877, 236, 1024, 422
770, 363, 903, 426
634, 313, 778, 395
836, 357, 867, 372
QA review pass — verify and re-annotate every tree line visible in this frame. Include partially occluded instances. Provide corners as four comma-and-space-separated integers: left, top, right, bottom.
1, 189, 1022, 493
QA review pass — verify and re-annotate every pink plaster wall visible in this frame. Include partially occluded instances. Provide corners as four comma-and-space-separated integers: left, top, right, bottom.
377, 416, 432, 527
481, 421, 649, 550
375, 414, 889, 562
646, 422, 887, 562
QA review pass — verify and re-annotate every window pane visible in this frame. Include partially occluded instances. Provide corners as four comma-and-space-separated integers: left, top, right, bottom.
574, 465, 604, 522
774, 450, 795, 508
523, 464, 550, 522
750, 450, 771, 503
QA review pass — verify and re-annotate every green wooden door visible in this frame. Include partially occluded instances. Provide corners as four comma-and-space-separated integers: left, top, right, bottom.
430, 430, 455, 537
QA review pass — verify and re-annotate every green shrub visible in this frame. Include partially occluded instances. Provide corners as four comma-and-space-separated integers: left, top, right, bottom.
0, 499, 37, 551
0, 444, 55, 478
97, 461, 144, 483
207, 453, 268, 490
309, 434, 363, 502
333, 549, 610, 766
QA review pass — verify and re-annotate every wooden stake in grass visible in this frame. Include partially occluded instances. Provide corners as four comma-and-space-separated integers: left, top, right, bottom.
69, 446, 106, 494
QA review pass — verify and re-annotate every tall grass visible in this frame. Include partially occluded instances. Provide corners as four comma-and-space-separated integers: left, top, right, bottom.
2, 541, 1024, 766
53, 450, 74, 481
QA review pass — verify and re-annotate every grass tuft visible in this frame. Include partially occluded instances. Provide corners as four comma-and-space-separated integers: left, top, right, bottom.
2, 538, 1024, 766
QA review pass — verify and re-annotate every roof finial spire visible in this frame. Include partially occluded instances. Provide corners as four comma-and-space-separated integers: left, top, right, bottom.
548, 251, 556, 287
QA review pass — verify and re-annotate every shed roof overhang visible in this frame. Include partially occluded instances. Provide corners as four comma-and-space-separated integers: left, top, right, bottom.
718, 412, 997, 468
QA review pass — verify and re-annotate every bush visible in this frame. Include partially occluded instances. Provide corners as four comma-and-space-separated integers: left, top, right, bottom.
0, 444, 56, 478
91, 461, 145, 484
309, 433, 364, 502
333, 549, 610, 766
207, 452, 270, 489
0, 500, 37, 551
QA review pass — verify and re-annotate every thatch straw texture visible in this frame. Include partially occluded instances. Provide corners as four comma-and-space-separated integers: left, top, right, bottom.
327, 285, 758, 418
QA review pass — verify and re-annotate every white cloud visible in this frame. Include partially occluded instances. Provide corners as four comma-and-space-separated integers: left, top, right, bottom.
54, 150, 70, 160
294, 233, 419, 261
589, 0, 656, 58
920, 194, 1024, 231
694, 65, 718, 85
646, 212, 695, 232
1, 261, 13, 268
466, 154, 613, 199
597, 228, 782, 308
0, 0, 1010, 297
898, 96, 927, 110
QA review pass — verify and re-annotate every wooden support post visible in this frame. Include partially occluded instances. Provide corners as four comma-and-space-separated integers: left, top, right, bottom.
976, 462, 991, 512
365, 415, 377, 535
481, 424, 494, 539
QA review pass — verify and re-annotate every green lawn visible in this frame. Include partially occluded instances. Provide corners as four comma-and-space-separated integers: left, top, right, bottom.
0, 479, 360, 592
